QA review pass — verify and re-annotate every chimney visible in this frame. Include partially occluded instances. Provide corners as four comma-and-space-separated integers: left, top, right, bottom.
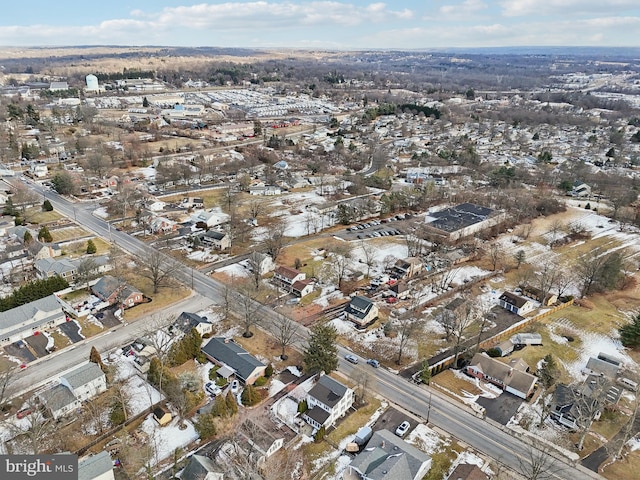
381, 441, 385, 449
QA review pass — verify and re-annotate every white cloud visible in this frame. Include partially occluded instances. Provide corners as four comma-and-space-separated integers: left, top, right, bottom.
440, 0, 488, 16
500, 0, 638, 18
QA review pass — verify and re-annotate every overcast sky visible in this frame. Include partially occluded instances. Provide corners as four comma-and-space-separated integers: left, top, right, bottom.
1, 1, 639, 49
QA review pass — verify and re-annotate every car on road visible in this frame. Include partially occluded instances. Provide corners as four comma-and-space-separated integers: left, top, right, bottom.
230, 379, 240, 394
17, 408, 33, 419
205, 382, 222, 397
366, 359, 380, 368
345, 354, 359, 364
395, 421, 410, 437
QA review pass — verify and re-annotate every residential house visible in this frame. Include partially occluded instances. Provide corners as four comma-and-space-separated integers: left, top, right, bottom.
303, 374, 354, 430
201, 230, 231, 250
182, 197, 205, 209
581, 355, 621, 379
272, 266, 306, 291
393, 257, 423, 279
191, 209, 230, 228
34, 257, 77, 281
78, 451, 115, 480
149, 216, 177, 234
571, 180, 591, 197
345, 296, 379, 328
92, 275, 143, 309
447, 463, 489, 480
249, 185, 282, 196
177, 455, 224, 480
174, 311, 213, 337
465, 353, 538, 399
237, 419, 285, 467
39, 384, 80, 420
521, 285, 558, 306
60, 362, 107, 402
292, 278, 314, 297
247, 252, 275, 275
0, 294, 66, 345
389, 281, 410, 300
30, 163, 48, 178
153, 405, 172, 426
27, 240, 62, 260
498, 291, 535, 316
201, 337, 266, 385
343, 429, 432, 480
0, 216, 15, 236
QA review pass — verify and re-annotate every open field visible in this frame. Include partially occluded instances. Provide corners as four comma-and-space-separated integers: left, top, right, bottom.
234, 325, 303, 371
51, 226, 91, 242
62, 237, 111, 256
24, 208, 63, 224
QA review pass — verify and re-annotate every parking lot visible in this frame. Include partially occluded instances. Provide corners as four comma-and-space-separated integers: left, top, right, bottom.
336, 214, 415, 241
370, 406, 417, 438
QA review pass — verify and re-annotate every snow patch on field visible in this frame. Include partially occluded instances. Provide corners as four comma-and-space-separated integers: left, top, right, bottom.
406, 424, 443, 455
141, 415, 198, 466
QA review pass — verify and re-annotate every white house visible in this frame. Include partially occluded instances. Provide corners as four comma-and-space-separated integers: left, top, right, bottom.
498, 291, 535, 316
30, 163, 48, 178
191, 209, 230, 228
272, 266, 305, 290
174, 311, 213, 337
0, 295, 66, 345
345, 296, 379, 328
201, 230, 231, 250
249, 185, 282, 196
303, 374, 354, 430
247, 252, 275, 275
60, 362, 107, 402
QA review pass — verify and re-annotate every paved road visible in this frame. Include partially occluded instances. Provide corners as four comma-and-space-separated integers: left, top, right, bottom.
17, 178, 603, 480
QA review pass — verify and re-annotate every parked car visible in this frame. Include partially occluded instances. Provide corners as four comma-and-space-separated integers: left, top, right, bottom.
17, 408, 33, 419
230, 379, 240, 394
395, 421, 410, 437
205, 382, 222, 397
345, 354, 359, 364
386, 297, 398, 304
366, 359, 380, 368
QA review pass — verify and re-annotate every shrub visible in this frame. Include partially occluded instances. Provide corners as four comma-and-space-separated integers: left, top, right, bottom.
254, 376, 268, 387
297, 400, 308, 413
265, 363, 274, 377
314, 426, 326, 442
486, 348, 502, 358
241, 385, 262, 407
86, 239, 97, 254
42, 200, 53, 211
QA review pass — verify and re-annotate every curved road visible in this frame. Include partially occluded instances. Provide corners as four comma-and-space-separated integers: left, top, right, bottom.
18, 178, 601, 480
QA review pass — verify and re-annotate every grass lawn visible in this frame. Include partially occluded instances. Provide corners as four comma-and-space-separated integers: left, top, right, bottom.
592, 410, 626, 440
61, 289, 91, 303
431, 369, 482, 398
123, 283, 191, 321
161, 187, 226, 210
423, 442, 463, 480
78, 317, 105, 337
62, 237, 111, 256
602, 450, 640, 480
25, 208, 63, 224
51, 226, 92, 242
234, 325, 304, 371
51, 330, 72, 351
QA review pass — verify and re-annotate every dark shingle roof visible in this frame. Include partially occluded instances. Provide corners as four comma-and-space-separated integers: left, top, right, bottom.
427, 203, 494, 233
176, 311, 211, 333
346, 296, 374, 319
201, 337, 265, 383
181, 455, 222, 480
308, 375, 348, 408
39, 384, 77, 413
92, 275, 121, 300
499, 291, 529, 308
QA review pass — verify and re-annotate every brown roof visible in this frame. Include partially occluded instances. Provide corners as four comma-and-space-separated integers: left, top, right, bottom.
469, 353, 537, 396
448, 463, 489, 480
274, 265, 302, 280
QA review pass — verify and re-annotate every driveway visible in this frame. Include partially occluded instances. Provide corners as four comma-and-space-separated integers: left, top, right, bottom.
58, 320, 84, 343
24, 333, 50, 358
95, 307, 121, 328
370, 406, 416, 438
3, 341, 37, 364
476, 391, 523, 425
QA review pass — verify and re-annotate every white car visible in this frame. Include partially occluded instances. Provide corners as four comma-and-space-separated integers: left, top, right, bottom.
205, 382, 221, 397
230, 380, 240, 394
395, 421, 410, 437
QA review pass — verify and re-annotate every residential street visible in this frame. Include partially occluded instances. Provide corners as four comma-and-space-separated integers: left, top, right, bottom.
18, 178, 603, 479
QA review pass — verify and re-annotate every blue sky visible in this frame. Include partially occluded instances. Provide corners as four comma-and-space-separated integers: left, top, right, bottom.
1, 1, 639, 49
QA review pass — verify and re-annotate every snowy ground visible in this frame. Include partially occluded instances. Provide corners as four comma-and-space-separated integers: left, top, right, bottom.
141, 415, 198, 466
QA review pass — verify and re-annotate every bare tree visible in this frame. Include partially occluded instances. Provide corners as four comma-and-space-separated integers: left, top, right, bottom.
75, 257, 99, 290
516, 440, 563, 480
139, 315, 175, 392
350, 365, 376, 406
138, 250, 180, 294
322, 243, 353, 289
437, 308, 457, 342
247, 251, 265, 290
554, 268, 573, 298
577, 248, 609, 297
261, 217, 288, 262
536, 261, 559, 304
248, 198, 265, 222
0, 365, 17, 410
7, 398, 53, 454
269, 313, 300, 360
359, 240, 376, 278
452, 303, 476, 367
488, 243, 503, 271
238, 285, 262, 338
547, 219, 565, 245
574, 378, 612, 451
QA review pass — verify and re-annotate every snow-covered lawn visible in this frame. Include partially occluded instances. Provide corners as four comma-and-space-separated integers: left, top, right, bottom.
406, 424, 443, 455
141, 415, 198, 466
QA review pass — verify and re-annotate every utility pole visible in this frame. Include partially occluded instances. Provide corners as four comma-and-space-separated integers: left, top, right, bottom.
426, 391, 432, 424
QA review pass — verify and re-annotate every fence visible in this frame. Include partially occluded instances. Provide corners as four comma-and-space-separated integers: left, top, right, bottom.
428, 298, 575, 375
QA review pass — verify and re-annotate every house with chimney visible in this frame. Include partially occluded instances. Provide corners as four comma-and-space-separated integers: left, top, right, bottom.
201, 337, 266, 385
498, 291, 535, 316
272, 265, 314, 297
91, 275, 143, 309
465, 353, 538, 399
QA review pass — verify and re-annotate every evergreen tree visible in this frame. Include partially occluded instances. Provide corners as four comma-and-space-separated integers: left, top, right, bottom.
3, 197, 17, 216
89, 346, 107, 374
537, 354, 559, 389
86, 239, 97, 254
620, 313, 640, 348
38, 225, 53, 242
23, 231, 33, 245
142, 97, 149, 108
241, 384, 260, 406
42, 200, 53, 211
303, 323, 339, 374
225, 390, 238, 415
194, 412, 217, 440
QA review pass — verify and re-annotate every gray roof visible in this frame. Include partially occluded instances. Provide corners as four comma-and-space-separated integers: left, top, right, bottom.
0, 294, 64, 338
346, 296, 375, 320
305, 405, 330, 425
78, 451, 113, 480
92, 275, 121, 299
308, 374, 349, 408
499, 291, 529, 308
39, 384, 78, 413
181, 454, 223, 480
204, 230, 226, 240
427, 203, 494, 233
35, 257, 76, 275
201, 337, 265, 383
62, 362, 105, 390
348, 429, 431, 480
176, 311, 211, 333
